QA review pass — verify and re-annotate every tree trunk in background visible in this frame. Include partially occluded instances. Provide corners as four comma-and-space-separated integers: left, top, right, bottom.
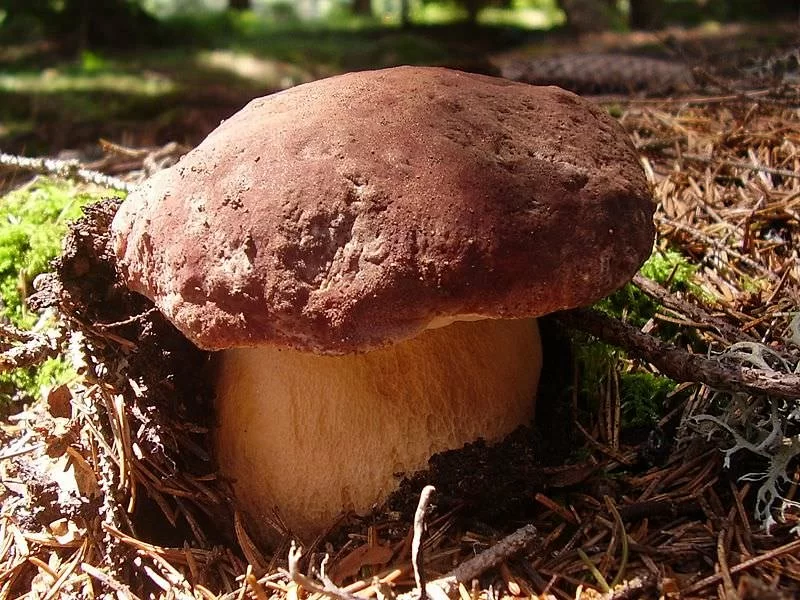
353, 0, 373, 15
726, 0, 798, 19
558, 0, 614, 33
629, 0, 663, 30
399, 0, 411, 27
61, 0, 160, 49
757, 0, 800, 18
464, 0, 483, 24
229, 0, 251, 10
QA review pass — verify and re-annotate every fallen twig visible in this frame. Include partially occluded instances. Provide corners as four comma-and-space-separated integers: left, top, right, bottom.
631, 274, 758, 346
0, 152, 134, 192
412, 486, 436, 600
397, 524, 541, 600
0, 323, 42, 345
288, 542, 363, 600
556, 308, 800, 399
682, 537, 800, 595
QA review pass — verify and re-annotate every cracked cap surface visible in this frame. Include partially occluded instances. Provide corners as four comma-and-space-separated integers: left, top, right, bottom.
112, 66, 655, 353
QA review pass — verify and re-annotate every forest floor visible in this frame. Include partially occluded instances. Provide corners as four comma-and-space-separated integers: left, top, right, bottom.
1, 17, 799, 600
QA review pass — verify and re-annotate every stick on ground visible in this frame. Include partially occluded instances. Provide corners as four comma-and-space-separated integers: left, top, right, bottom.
556, 308, 800, 399
0, 152, 134, 192
398, 524, 541, 600
412, 485, 436, 600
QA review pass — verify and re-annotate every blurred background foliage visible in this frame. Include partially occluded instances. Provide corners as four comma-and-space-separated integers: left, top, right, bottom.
1, 0, 797, 50
1, 0, 797, 158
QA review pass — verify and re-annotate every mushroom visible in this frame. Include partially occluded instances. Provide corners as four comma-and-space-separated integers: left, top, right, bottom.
111, 66, 654, 542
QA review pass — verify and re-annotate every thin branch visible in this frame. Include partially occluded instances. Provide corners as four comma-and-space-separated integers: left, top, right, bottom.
0, 152, 134, 192
682, 537, 800, 595
632, 274, 758, 346
287, 542, 363, 600
397, 524, 541, 600
412, 486, 436, 600
0, 322, 42, 344
555, 308, 800, 399
676, 152, 800, 180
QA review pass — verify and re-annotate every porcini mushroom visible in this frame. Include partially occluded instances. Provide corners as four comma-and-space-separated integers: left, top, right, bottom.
111, 66, 654, 542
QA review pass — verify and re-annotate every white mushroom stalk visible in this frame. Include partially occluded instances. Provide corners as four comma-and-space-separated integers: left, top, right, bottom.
214, 318, 541, 540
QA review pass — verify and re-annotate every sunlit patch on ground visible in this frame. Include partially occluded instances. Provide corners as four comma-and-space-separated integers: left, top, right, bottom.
0, 69, 176, 96
196, 49, 313, 89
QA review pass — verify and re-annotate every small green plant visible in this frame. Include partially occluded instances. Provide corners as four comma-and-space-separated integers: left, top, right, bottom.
571, 248, 694, 430
641, 247, 699, 286
0, 177, 123, 403
573, 337, 675, 430
79, 49, 110, 73
619, 371, 674, 428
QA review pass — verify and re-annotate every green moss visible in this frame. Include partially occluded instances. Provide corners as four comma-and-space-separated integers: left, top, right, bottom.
1, 179, 99, 326
606, 103, 624, 118
619, 371, 674, 428
0, 178, 123, 403
641, 248, 698, 285
572, 338, 677, 429
0, 357, 76, 404
573, 249, 694, 428
598, 247, 701, 326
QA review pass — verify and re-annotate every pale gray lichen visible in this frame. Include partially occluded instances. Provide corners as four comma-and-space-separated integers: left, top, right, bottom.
691, 314, 800, 530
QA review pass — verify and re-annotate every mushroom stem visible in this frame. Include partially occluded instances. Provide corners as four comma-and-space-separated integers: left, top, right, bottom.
213, 318, 542, 542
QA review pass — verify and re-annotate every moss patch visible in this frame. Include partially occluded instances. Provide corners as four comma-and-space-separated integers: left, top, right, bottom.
0, 178, 124, 402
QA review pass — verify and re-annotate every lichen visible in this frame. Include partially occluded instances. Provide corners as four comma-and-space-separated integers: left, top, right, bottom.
692, 320, 800, 529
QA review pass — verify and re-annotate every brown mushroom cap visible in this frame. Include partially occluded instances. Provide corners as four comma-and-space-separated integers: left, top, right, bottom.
112, 66, 654, 353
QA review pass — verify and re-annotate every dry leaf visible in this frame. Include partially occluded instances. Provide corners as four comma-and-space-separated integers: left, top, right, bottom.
45, 384, 72, 419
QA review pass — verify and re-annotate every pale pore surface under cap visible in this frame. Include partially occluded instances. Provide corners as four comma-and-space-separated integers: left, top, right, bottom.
214, 317, 542, 540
